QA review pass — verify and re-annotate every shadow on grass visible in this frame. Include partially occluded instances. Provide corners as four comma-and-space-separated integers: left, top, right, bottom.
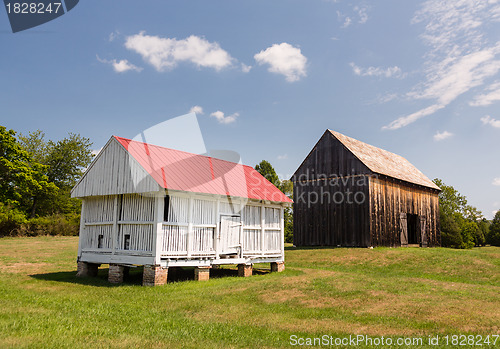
30, 266, 272, 287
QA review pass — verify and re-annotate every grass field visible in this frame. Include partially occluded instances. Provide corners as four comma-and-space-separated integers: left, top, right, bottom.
0, 237, 499, 348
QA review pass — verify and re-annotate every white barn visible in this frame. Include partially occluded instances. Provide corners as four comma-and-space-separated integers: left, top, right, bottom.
72, 136, 292, 285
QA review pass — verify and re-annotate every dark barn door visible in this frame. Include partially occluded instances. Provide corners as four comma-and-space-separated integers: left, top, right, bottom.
400, 213, 408, 246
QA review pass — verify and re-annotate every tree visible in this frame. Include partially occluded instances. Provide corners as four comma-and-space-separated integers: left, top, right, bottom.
255, 160, 280, 188
487, 210, 500, 246
255, 160, 294, 243
18, 131, 93, 216
433, 178, 484, 248
439, 211, 462, 248
0, 126, 57, 215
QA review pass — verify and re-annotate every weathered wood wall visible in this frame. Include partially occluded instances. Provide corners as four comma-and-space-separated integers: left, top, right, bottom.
369, 176, 440, 247
293, 132, 372, 246
293, 131, 441, 248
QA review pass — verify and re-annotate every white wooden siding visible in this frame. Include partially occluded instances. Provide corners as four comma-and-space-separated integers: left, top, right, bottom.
84, 196, 114, 223
71, 138, 161, 198
80, 192, 284, 262
161, 196, 216, 256
81, 194, 155, 254
167, 196, 189, 223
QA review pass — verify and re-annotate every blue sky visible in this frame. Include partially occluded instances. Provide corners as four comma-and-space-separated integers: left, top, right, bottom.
1, 0, 499, 218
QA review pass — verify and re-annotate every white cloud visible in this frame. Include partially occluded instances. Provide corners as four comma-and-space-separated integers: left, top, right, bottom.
124, 32, 234, 72
384, 0, 500, 130
470, 81, 500, 106
189, 105, 204, 115
383, 104, 444, 130
337, 6, 368, 27
336, 11, 352, 28
254, 43, 307, 82
350, 62, 404, 78
378, 93, 398, 103
241, 63, 252, 73
433, 130, 453, 141
493, 178, 500, 186
481, 115, 500, 128
96, 55, 142, 73
210, 110, 239, 124
354, 6, 369, 24
277, 154, 288, 160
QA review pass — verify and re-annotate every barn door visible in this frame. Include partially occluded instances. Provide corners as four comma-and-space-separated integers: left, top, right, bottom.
218, 215, 241, 256
420, 217, 427, 247
400, 213, 408, 247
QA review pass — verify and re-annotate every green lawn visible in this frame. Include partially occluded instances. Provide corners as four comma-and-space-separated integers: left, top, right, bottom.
0, 237, 499, 348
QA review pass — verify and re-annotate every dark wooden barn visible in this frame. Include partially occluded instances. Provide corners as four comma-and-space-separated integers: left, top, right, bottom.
291, 130, 441, 247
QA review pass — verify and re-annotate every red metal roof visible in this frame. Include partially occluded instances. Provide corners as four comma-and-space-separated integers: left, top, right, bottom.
114, 136, 292, 203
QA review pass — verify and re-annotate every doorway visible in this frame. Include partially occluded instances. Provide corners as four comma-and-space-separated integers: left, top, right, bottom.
218, 215, 241, 256
407, 214, 419, 245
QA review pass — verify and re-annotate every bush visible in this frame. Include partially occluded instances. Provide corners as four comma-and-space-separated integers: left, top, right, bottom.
0, 203, 27, 237
23, 214, 79, 236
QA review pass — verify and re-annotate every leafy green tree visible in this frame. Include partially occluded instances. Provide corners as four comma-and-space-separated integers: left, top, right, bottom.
433, 178, 468, 216
255, 160, 280, 188
0, 126, 57, 215
433, 178, 484, 248
18, 131, 93, 216
487, 210, 500, 246
255, 160, 294, 243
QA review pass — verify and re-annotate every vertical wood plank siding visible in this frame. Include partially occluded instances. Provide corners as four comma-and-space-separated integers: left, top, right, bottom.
293, 132, 371, 247
369, 176, 440, 247
293, 131, 440, 247
81, 194, 156, 253
71, 138, 160, 197
159, 196, 283, 256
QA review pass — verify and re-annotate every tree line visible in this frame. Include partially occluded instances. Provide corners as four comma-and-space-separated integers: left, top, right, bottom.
1, 125, 499, 248
0, 126, 93, 236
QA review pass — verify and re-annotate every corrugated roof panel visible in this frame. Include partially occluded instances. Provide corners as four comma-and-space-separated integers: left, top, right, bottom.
114, 136, 292, 203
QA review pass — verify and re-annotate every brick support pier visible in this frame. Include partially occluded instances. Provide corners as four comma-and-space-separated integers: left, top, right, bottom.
194, 267, 210, 281
142, 265, 168, 286
238, 264, 252, 277
108, 264, 125, 284
271, 262, 285, 272
76, 261, 100, 277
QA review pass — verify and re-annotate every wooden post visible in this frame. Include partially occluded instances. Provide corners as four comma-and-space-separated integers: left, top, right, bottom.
214, 198, 220, 256
261, 203, 265, 255
77, 200, 86, 261
280, 205, 285, 260
153, 192, 164, 265
111, 195, 119, 255
239, 201, 244, 258
187, 196, 194, 257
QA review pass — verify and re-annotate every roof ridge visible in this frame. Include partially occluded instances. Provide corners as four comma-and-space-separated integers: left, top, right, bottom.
327, 130, 440, 191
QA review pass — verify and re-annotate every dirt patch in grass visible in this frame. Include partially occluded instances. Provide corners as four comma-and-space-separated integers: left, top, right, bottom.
0, 262, 51, 274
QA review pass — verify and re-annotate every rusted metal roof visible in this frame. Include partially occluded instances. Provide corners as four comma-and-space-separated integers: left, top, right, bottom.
328, 130, 440, 190
115, 136, 293, 203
